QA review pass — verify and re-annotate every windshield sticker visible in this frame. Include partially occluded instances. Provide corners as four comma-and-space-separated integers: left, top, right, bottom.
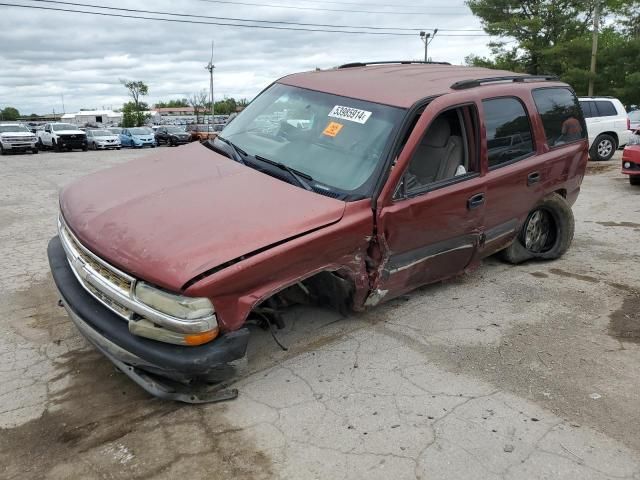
323, 121, 344, 137
328, 105, 372, 124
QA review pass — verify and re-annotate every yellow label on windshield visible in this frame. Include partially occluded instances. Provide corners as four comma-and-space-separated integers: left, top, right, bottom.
323, 121, 344, 137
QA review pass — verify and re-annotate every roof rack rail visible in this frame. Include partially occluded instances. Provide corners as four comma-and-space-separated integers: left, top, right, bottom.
578, 95, 614, 99
338, 60, 451, 69
450, 75, 559, 90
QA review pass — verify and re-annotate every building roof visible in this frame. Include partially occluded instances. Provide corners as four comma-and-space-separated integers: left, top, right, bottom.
61, 110, 122, 118
278, 63, 529, 108
155, 107, 195, 114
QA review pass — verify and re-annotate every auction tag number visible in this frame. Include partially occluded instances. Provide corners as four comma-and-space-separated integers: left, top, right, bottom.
328, 105, 372, 124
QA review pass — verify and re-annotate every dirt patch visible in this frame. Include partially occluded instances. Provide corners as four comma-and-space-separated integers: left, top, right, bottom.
529, 272, 549, 278
609, 296, 640, 344
0, 345, 273, 479
585, 162, 617, 175
548, 268, 600, 283
596, 221, 640, 228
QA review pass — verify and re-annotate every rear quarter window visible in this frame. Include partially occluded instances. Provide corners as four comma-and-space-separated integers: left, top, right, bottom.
594, 101, 618, 117
532, 88, 586, 148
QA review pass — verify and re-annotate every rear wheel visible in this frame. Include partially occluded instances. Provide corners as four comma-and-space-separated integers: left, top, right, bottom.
590, 134, 616, 161
501, 193, 574, 264
631, 175, 640, 186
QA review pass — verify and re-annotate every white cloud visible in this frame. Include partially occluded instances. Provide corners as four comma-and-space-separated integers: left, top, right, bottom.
0, 0, 492, 114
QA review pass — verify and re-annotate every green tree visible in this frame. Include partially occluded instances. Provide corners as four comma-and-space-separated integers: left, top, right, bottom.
121, 101, 150, 127
466, 0, 623, 74
120, 80, 149, 126
1, 107, 20, 121
155, 98, 189, 108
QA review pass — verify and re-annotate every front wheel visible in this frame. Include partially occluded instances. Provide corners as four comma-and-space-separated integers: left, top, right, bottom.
630, 175, 640, 186
500, 193, 574, 264
0, 144, 5, 155
32, 148, 38, 154
590, 134, 616, 161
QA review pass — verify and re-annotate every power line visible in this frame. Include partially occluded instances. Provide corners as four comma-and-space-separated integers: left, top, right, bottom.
196, 0, 476, 16
0, 3, 493, 36
25, 0, 486, 32
254, 0, 469, 9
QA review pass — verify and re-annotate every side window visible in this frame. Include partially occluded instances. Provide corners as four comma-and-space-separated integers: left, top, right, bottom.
401, 106, 478, 197
482, 97, 534, 168
533, 88, 586, 147
594, 100, 617, 117
580, 101, 595, 118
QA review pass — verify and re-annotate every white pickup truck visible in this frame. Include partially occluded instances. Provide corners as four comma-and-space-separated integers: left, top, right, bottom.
37, 123, 88, 151
0, 123, 38, 154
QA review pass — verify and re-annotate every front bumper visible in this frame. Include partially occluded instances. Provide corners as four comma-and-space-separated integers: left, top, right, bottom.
48, 235, 249, 402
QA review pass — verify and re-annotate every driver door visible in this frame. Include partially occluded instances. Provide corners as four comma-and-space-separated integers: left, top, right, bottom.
371, 99, 486, 302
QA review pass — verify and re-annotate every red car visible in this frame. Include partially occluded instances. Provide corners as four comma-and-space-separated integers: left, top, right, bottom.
48, 62, 588, 401
622, 130, 640, 185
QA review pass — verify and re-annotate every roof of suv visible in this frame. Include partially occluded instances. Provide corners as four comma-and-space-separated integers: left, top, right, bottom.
278, 63, 533, 108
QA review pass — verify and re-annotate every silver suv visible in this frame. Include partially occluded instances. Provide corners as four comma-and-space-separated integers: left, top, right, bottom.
578, 96, 630, 161
0, 123, 38, 155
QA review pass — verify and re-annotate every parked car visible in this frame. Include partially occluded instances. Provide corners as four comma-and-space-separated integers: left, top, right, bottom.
37, 123, 87, 151
628, 110, 640, 131
622, 129, 640, 185
119, 127, 156, 148
578, 96, 630, 160
186, 124, 217, 142
0, 123, 38, 154
86, 129, 121, 150
48, 62, 588, 401
155, 126, 190, 146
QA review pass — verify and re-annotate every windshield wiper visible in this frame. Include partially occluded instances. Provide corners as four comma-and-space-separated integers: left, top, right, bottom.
253, 155, 314, 191
215, 136, 247, 164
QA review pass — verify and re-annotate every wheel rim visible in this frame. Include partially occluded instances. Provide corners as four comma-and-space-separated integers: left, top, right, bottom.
523, 209, 556, 253
597, 139, 613, 158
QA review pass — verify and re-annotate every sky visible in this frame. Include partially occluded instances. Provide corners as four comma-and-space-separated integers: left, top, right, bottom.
0, 0, 496, 115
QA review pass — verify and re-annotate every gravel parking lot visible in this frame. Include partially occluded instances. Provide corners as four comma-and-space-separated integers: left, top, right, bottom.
1, 147, 639, 479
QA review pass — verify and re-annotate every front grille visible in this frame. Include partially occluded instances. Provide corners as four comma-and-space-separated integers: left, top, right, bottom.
64, 227, 132, 294
4, 136, 35, 142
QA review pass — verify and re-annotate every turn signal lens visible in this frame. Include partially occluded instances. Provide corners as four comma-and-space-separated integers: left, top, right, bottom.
184, 328, 219, 346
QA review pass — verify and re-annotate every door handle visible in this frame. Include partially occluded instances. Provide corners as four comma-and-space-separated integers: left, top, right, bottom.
467, 193, 485, 210
527, 171, 541, 186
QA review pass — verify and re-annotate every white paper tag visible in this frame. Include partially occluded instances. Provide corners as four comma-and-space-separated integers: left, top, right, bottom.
328, 105, 372, 124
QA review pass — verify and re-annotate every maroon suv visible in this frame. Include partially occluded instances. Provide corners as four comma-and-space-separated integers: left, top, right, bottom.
48, 61, 588, 402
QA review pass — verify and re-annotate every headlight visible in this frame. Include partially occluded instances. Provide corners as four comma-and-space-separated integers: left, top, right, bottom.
628, 134, 640, 145
135, 282, 214, 320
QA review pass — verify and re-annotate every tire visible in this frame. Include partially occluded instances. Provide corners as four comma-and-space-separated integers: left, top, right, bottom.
590, 134, 616, 161
500, 193, 574, 264
0, 144, 5, 155
116, 147, 121, 150
82, 145, 88, 151
53, 139, 62, 152
37, 138, 44, 149
32, 148, 38, 154
630, 175, 640, 186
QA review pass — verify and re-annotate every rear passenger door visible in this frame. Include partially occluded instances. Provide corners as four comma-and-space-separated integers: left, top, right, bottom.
479, 96, 541, 256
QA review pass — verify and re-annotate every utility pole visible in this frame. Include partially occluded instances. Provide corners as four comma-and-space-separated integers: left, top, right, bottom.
206, 41, 215, 125
61, 94, 65, 114
588, 1, 601, 96
419, 29, 438, 62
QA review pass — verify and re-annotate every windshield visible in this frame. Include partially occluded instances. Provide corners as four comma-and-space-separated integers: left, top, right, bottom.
52, 123, 78, 131
130, 127, 152, 135
90, 130, 112, 136
629, 111, 640, 122
221, 83, 404, 193
166, 127, 185, 133
0, 125, 30, 133
108, 128, 122, 134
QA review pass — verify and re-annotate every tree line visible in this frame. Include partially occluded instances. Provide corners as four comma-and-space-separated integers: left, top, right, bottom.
466, 0, 640, 107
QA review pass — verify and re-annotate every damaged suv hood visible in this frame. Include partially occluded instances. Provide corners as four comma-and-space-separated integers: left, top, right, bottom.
60, 142, 346, 291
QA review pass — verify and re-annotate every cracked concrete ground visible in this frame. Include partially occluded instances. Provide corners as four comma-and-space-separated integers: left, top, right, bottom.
0, 148, 639, 479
